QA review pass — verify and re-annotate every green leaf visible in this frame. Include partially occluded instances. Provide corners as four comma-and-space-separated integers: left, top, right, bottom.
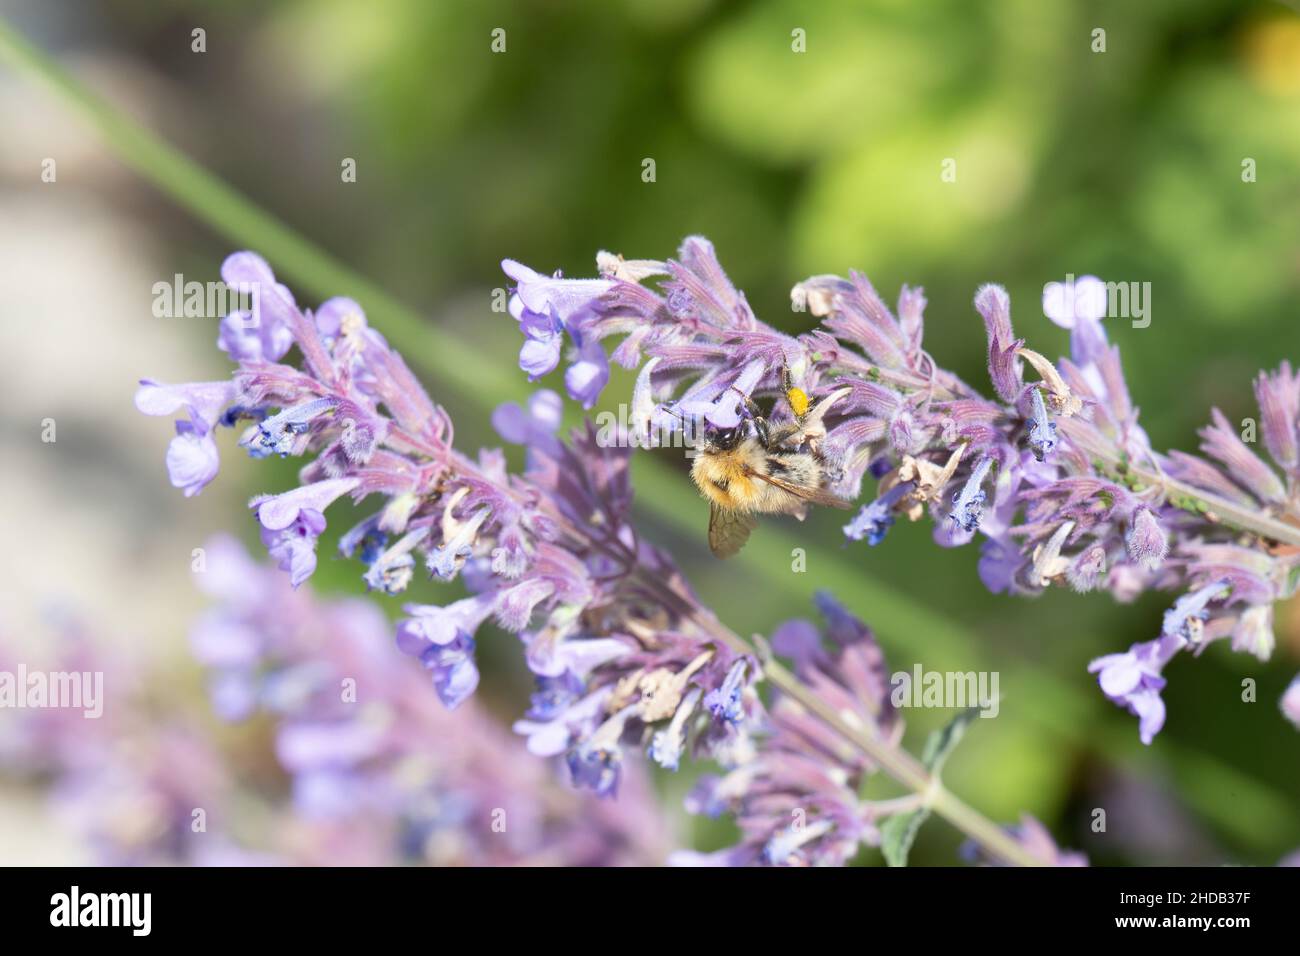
880, 806, 930, 868
921, 706, 982, 775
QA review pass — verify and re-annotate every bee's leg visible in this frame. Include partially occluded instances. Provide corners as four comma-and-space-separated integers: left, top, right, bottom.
729, 387, 772, 448
781, 363, 797, 395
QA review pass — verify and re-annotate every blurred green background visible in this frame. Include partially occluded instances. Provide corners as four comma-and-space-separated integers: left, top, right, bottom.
3, 0, 1298, 864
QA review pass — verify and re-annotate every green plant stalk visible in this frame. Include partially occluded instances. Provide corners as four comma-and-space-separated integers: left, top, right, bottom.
3, 15, 1293, 858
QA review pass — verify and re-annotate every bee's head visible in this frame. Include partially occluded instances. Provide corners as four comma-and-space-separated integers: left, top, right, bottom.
703, 422, 744, 451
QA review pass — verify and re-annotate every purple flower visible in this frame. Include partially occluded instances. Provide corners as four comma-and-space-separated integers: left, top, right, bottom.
396, 597, 495, 656
1088, 635, 1183, 744
216, 251, 299, 363
261, 509, 327, 587
135, 378, 239, 495
1125, 507, 1168, 572
564, 333, 611, 409
676, 360, 765, 429
416, 630, 480, 709
1253, 362, 1300, 476
248, 397, 338, 457
844, 482, 912, 545
1161, 579, 1230, 643
702, 660, 750, 724
427, 507, 491, 581
165, 413, 221, 497
949, 456, 993, 533
1026, 387, 1058, 462
254, 478, 360, 531
502, 259, 614, 403
975, 284, 1021, 402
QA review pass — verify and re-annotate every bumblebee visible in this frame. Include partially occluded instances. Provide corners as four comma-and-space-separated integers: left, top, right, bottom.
690, 369, 852, 557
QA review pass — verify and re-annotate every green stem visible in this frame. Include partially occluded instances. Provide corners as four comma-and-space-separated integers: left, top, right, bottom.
1123, 459, 1300, 548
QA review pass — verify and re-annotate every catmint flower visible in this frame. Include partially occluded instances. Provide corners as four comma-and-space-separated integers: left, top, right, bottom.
1026, 387, 1058, 461
261, 510, 327, 587
567, 707, 634, 798
1231, 605, 1274, 661
1161, 579, 1231, 643
703, 660, 749, 724
427, 505, 491, 581
249, 397, 338, 457
648, 688, 702, 771
1089, 635, 1182, 745
1125, 507, 1168, 571
975, 283, 1022, 402
949, 456, 994, 533
1253, 361, 1300, 475
139, 251, 790, 813
134, 378, 239, 496
677, 360, 766, 429
843, 482, 912, 545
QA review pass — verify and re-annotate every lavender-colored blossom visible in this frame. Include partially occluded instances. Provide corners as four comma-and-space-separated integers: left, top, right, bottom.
1026, 387, 1058, 462
1125, 507, 1168, 572
843, 482, 911, 545
1088, 635, 1183, 745
949, 456, 993, 533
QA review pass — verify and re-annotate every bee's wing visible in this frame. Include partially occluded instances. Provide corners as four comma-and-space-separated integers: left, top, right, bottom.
748, 469, 854, 509
708, 503, 758, 558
